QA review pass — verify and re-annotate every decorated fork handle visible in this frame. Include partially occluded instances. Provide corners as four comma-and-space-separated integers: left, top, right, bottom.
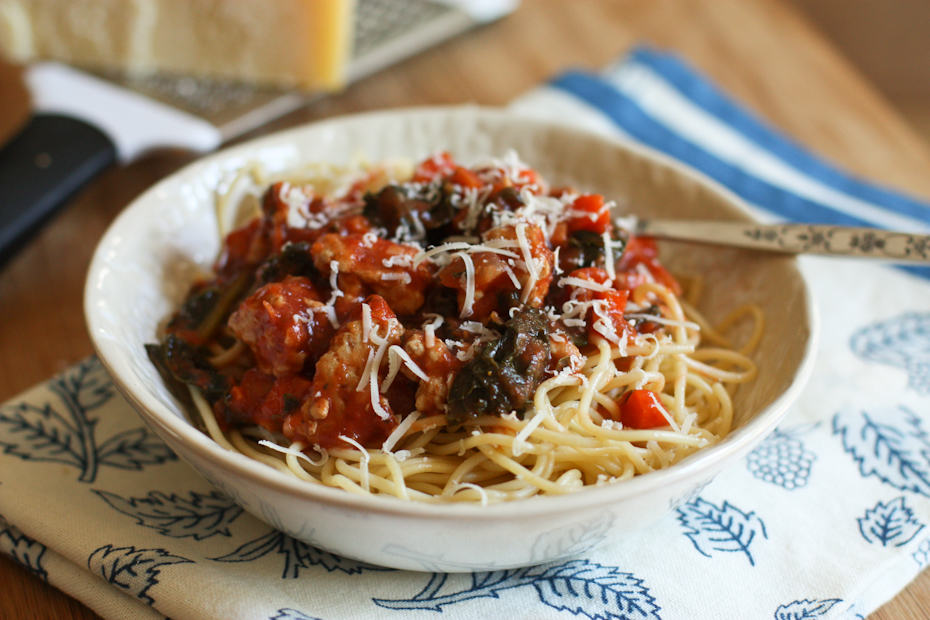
634, 220, 930, 263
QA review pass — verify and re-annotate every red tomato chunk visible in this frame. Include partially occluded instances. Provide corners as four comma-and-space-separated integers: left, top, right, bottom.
617, 389, 670, 429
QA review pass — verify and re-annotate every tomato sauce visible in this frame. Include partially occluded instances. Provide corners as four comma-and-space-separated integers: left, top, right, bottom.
152, 153, 682, 450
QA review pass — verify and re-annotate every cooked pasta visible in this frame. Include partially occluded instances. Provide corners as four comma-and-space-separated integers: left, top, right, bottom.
147, 151, 760, 504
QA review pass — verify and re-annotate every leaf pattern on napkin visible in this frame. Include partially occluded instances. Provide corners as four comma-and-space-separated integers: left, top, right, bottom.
773, 598, 842, 619
857, 497, 924, 548
0, 357, 175, 482
87, 544, 193, 606
676, 497, 768, 565
373, 560, 661, 619
912, 537, 930, 568
851, 313, 930, 394
211, 528, 391, 578
832, 406, 930, 496
269, 610, 323, 620
93, 489, 244, 540
0, 513, 47, 581
746, 425, 817, 490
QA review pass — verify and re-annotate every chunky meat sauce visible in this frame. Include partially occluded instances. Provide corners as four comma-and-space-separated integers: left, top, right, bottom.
148, 153, 678, 450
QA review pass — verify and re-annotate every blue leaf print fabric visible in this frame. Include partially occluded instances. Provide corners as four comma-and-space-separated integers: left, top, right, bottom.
851, 313, 930, 394
373, 560, 661, 620
773, 598, 842, 619
746, 426, 817, 489
912, 537, 930, 568
857, 497, 925, 548
832, 406, 930, 496
269, 609, 323, 620
676, 498, 768, 565
87, 545, 192, 606
93, 489, 244, 540
531, 561, 660, 620
0, 357, 174, 483
0, 514, 47, 581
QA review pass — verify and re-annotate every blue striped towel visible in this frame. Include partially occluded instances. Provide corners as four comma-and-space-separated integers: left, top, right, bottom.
1, 46, 930, 620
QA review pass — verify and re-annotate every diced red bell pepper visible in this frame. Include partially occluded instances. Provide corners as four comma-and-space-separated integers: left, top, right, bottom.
567, 194, 611, 235
449, 166, 483, 189
614, 235, 681, 295
617, 389, 670, 429
413, 152, 456, 182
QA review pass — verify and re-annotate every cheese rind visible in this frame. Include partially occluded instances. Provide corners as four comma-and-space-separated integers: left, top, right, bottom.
0, 0, 353, 90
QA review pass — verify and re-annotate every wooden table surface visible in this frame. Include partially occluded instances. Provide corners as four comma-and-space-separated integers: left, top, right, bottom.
3, 1, 930, 618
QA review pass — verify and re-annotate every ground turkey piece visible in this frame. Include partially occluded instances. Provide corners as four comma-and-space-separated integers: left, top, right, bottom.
438, 223, 553, 321
311, 233, 432, 316
227, 275, 333, 377
283, 295, 403, 449
402, 330, 462, 415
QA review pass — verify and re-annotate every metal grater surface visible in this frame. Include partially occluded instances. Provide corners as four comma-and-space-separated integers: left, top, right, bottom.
353, 0, 455, 58
101, 0, 473, 142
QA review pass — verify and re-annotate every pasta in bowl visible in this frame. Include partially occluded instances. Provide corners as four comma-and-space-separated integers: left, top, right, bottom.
86, 107, 814, 570
146, 151, 759, 504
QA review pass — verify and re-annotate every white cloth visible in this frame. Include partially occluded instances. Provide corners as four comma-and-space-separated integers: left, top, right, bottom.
3, 47, 930, 619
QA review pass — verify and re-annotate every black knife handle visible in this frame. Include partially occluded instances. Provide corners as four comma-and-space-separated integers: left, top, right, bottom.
0, 113, 116, 265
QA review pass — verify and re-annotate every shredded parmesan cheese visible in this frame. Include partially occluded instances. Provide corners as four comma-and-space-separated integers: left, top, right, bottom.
382, 254, 414, 268
413, 242, 471, 265
454, 482, 489, 506
381, 344, 429, 393
258, 440, 327, 467
602, 230, 617, 280
381, 410, 422, 453
309, 260, 345, 329
361, 303, 372, 343
414, 241, 520, 267
502, 262, 521, 288
422, 313, 444, 348
515, 222, 539, 304
558, 276, 613, 293
356, 349, 376, 392
367, 339, 392, 420
338, 434, 371, 492
457, 252, 476, 318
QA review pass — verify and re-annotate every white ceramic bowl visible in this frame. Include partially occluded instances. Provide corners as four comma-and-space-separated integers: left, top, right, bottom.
85, 106, 816, 572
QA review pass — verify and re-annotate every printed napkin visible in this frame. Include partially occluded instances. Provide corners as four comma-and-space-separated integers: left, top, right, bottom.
3, 46, 930, 620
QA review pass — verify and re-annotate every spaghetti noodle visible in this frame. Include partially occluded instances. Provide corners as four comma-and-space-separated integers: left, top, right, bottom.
147, 151, 760, 504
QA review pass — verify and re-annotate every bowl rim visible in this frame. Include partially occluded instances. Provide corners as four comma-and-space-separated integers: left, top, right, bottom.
85, 104, 818, 520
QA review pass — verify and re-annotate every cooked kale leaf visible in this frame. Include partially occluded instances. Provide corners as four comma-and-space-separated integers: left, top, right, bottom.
363, 183, 458, 244
160, 335, 230, 403
559, 229, 627, 271
447, 307, 550, 425
256, 241, 318, 284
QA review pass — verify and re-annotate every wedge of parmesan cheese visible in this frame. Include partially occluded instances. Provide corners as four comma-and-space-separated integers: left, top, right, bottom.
0, 0, 353, 90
